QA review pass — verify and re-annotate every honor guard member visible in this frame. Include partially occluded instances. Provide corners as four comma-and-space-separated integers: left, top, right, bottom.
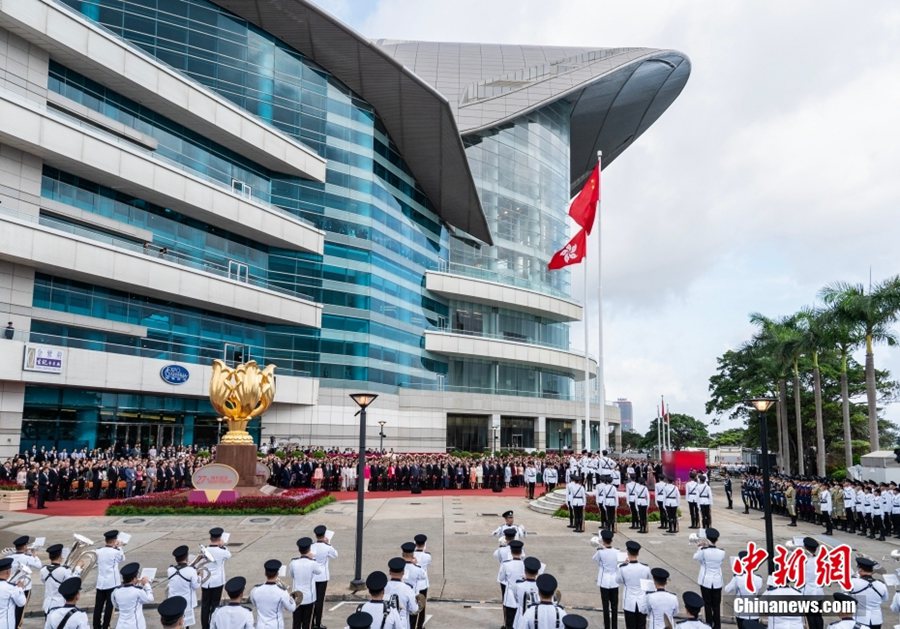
495, 529, 521, 603
111, 562, 153, 629
518, 573, 566, 629
655, 477, 668, 530
663, 480, 680, 535
594, 530, 619, 629
345, 612, 373, 629
525, 462, 538, 500
512, 557, 541, 629
355, 572, 401, 629
399, 542, 425, 629
158, 596, 188, 629
843, 481, 856, 533
595, 475, 610, 530
635, 478, 651, 534
44, 577, 88, 629
617, 541, 650, 629
500, 540, 526, 629
785, 482, 798, 527
209, 577, 253, 629
562, 615, 589, 629
312, 525, 338, 629
290, 537, 323, 629
566, 475, 578, 529
0, 557, 26, 629
201, 528, 232, 629
644, 568, 678, 629
849, 557, 888, 629
95, 530, 126, 629
412, 534, 431, 629
543, 465, 559, 493
685, 473, 700, 529
493, 511, 526, 540
601, 476, 619, 533
680, 592, 711, 629
723, 551, 762, 629
819, 482, 833, 535
697, 476, 713, 529
571, 476, 588, 533
42, 543, 74, 615
385, 558, 418, 629
763, 575, 802, 629
249, 559, 296, 629
626, 476, 639, 529
829, 593, 859, 629
9, 534, 41, 626
723, 476, 733, 510
168, 546, 200, 628
693, 528, 724, 629
801, 538, 824, 629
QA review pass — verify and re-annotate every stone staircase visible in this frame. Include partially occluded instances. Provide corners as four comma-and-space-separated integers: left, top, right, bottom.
528, 488, 568, 515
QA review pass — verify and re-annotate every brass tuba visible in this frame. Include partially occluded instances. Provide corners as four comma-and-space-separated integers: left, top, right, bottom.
63, 534, 97, 578
191, 545, 214, 585
9, 564, 32, 589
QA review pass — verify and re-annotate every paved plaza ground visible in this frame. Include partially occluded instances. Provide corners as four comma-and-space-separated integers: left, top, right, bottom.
2, 485, 898, 628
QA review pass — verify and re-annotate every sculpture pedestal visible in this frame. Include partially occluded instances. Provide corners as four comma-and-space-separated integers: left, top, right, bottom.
215, 444, 262, 487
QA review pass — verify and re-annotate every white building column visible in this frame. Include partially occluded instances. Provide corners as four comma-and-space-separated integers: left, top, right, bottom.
0, 381, 24, 458
536, 416, 546, 452
490, 413, 501, 452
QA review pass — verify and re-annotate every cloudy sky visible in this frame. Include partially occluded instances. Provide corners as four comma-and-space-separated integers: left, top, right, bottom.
311, 0, 900, 436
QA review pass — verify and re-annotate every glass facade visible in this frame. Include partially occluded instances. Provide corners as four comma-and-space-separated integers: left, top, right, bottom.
22, 386, 232, 451
500, 416, 535, 449
546, 419, 574, 450
60, 0, 449, 391
446, 415, 489, 452
447, 300, 569, 349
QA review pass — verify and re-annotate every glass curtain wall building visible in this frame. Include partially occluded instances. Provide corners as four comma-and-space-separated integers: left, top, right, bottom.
0, 0, 688, 456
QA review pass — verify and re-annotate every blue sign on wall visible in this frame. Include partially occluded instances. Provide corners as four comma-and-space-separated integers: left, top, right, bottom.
160, 364, 190, 385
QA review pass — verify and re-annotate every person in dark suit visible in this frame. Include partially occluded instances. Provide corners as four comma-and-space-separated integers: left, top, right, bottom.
106, 462, 119, 499
91, 464, 102, 500
37, 465, 49, 509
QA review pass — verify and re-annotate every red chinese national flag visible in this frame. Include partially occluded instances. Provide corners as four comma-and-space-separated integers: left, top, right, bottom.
568, 164, 600, 234
548, 228, 587, 270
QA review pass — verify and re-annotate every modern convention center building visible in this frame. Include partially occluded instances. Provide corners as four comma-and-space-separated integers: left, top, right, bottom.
0, 0, 689, 456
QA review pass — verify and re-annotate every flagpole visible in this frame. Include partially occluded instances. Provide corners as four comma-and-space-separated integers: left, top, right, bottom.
583, 227, 590, 452
656, 404, 661, 458
595, 150, 606, 452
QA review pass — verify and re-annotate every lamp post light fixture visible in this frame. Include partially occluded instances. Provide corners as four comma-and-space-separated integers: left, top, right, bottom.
558, 429, 563, 453
378, 420, 386, 453
349, 392, 378, 591
747, 397, 777, 573
492, 427, 498, 455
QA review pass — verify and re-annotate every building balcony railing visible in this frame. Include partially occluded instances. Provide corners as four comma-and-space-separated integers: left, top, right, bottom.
436, 258, 573, 300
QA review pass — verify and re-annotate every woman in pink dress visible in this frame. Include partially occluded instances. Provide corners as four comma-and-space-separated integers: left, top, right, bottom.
313, 464, 324, 489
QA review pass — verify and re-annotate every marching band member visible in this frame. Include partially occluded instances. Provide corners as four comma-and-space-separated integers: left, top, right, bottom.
617, 541, 650, 629
644, 568, 678, 629
249, 559, 295, 629
819, 482, 833, 536
511, 557, 541, 629
157, 596, 188, 629
0, 557, 26, 629
849, 557, 888, 629
412, 534, 431, 629
801, 538, 823, 629
290, 538, 323, 629
400, 542, 425, 629
697, 475, 713, 529
492, 511, 526, 540
517, 573, 566, 629
201, 528, 231, 629
44, 577, 88, 629
344, 612, 373, 629
593, 529, 619, 629
41, 543, 73, 615
355, 572, 401, 629
385, 558, 418, 629
167, 546, 200, 628
763, 574, 803, 629
723, 551, 762, 629
499, 540, 526, 629
562, 616, 589, 629
209, 577, 253, 629
680, 592, 711, 629
94, 530, 125, 629
693, 528, 724, 629
110, 562, 153, 629
311, 526, 338, 629
8, 534, 41, 627
830, 593, 860, 629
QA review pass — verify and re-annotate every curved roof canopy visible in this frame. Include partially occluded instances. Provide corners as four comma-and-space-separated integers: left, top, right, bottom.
211, 0, 492, 244
375, 42, 691, 193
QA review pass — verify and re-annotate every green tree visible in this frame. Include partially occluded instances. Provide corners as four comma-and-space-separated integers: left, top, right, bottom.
709, 427, 747, 447
620, 430, 644, 451
821, 276, 900, 450
641, 413, 710, 450
797, 307, 828, 475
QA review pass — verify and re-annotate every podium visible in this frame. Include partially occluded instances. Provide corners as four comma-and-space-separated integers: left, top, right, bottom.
216, 444, 262, 487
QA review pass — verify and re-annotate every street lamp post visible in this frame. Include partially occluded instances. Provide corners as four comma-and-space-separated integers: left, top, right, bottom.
349, 392, 378, 590
378, 420, 386, 453
747, 397, 777, 573
557, 429, 563, 453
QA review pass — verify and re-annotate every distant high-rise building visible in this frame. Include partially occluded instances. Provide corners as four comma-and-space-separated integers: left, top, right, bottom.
616, 399, 634, 433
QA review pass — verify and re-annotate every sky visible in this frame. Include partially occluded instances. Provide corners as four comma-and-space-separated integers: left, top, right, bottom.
310, 0, 900, 437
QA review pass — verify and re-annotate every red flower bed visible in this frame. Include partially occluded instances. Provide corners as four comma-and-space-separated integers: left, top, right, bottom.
106, 488, 331, 515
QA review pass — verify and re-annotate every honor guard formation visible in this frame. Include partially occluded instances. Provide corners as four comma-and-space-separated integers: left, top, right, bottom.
5, 450, 900, 629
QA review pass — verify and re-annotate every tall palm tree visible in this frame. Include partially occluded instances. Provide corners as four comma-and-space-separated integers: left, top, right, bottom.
798, 307, 829, 475
821, 276, 900, 450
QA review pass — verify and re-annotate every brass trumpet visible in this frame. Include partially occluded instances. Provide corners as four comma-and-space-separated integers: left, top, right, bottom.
9, 564, 32, 589
191, 545, 214, 585
62, 534, 97, 578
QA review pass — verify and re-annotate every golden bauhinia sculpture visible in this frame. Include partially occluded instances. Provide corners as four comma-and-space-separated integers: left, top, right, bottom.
209, 359, 276, 445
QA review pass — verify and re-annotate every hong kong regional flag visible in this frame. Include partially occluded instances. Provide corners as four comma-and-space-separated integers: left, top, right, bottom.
548, 228, 587, 270
568, 164, 600, 234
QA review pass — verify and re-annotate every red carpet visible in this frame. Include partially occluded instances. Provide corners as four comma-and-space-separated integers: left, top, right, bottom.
25, 498, 116, 517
